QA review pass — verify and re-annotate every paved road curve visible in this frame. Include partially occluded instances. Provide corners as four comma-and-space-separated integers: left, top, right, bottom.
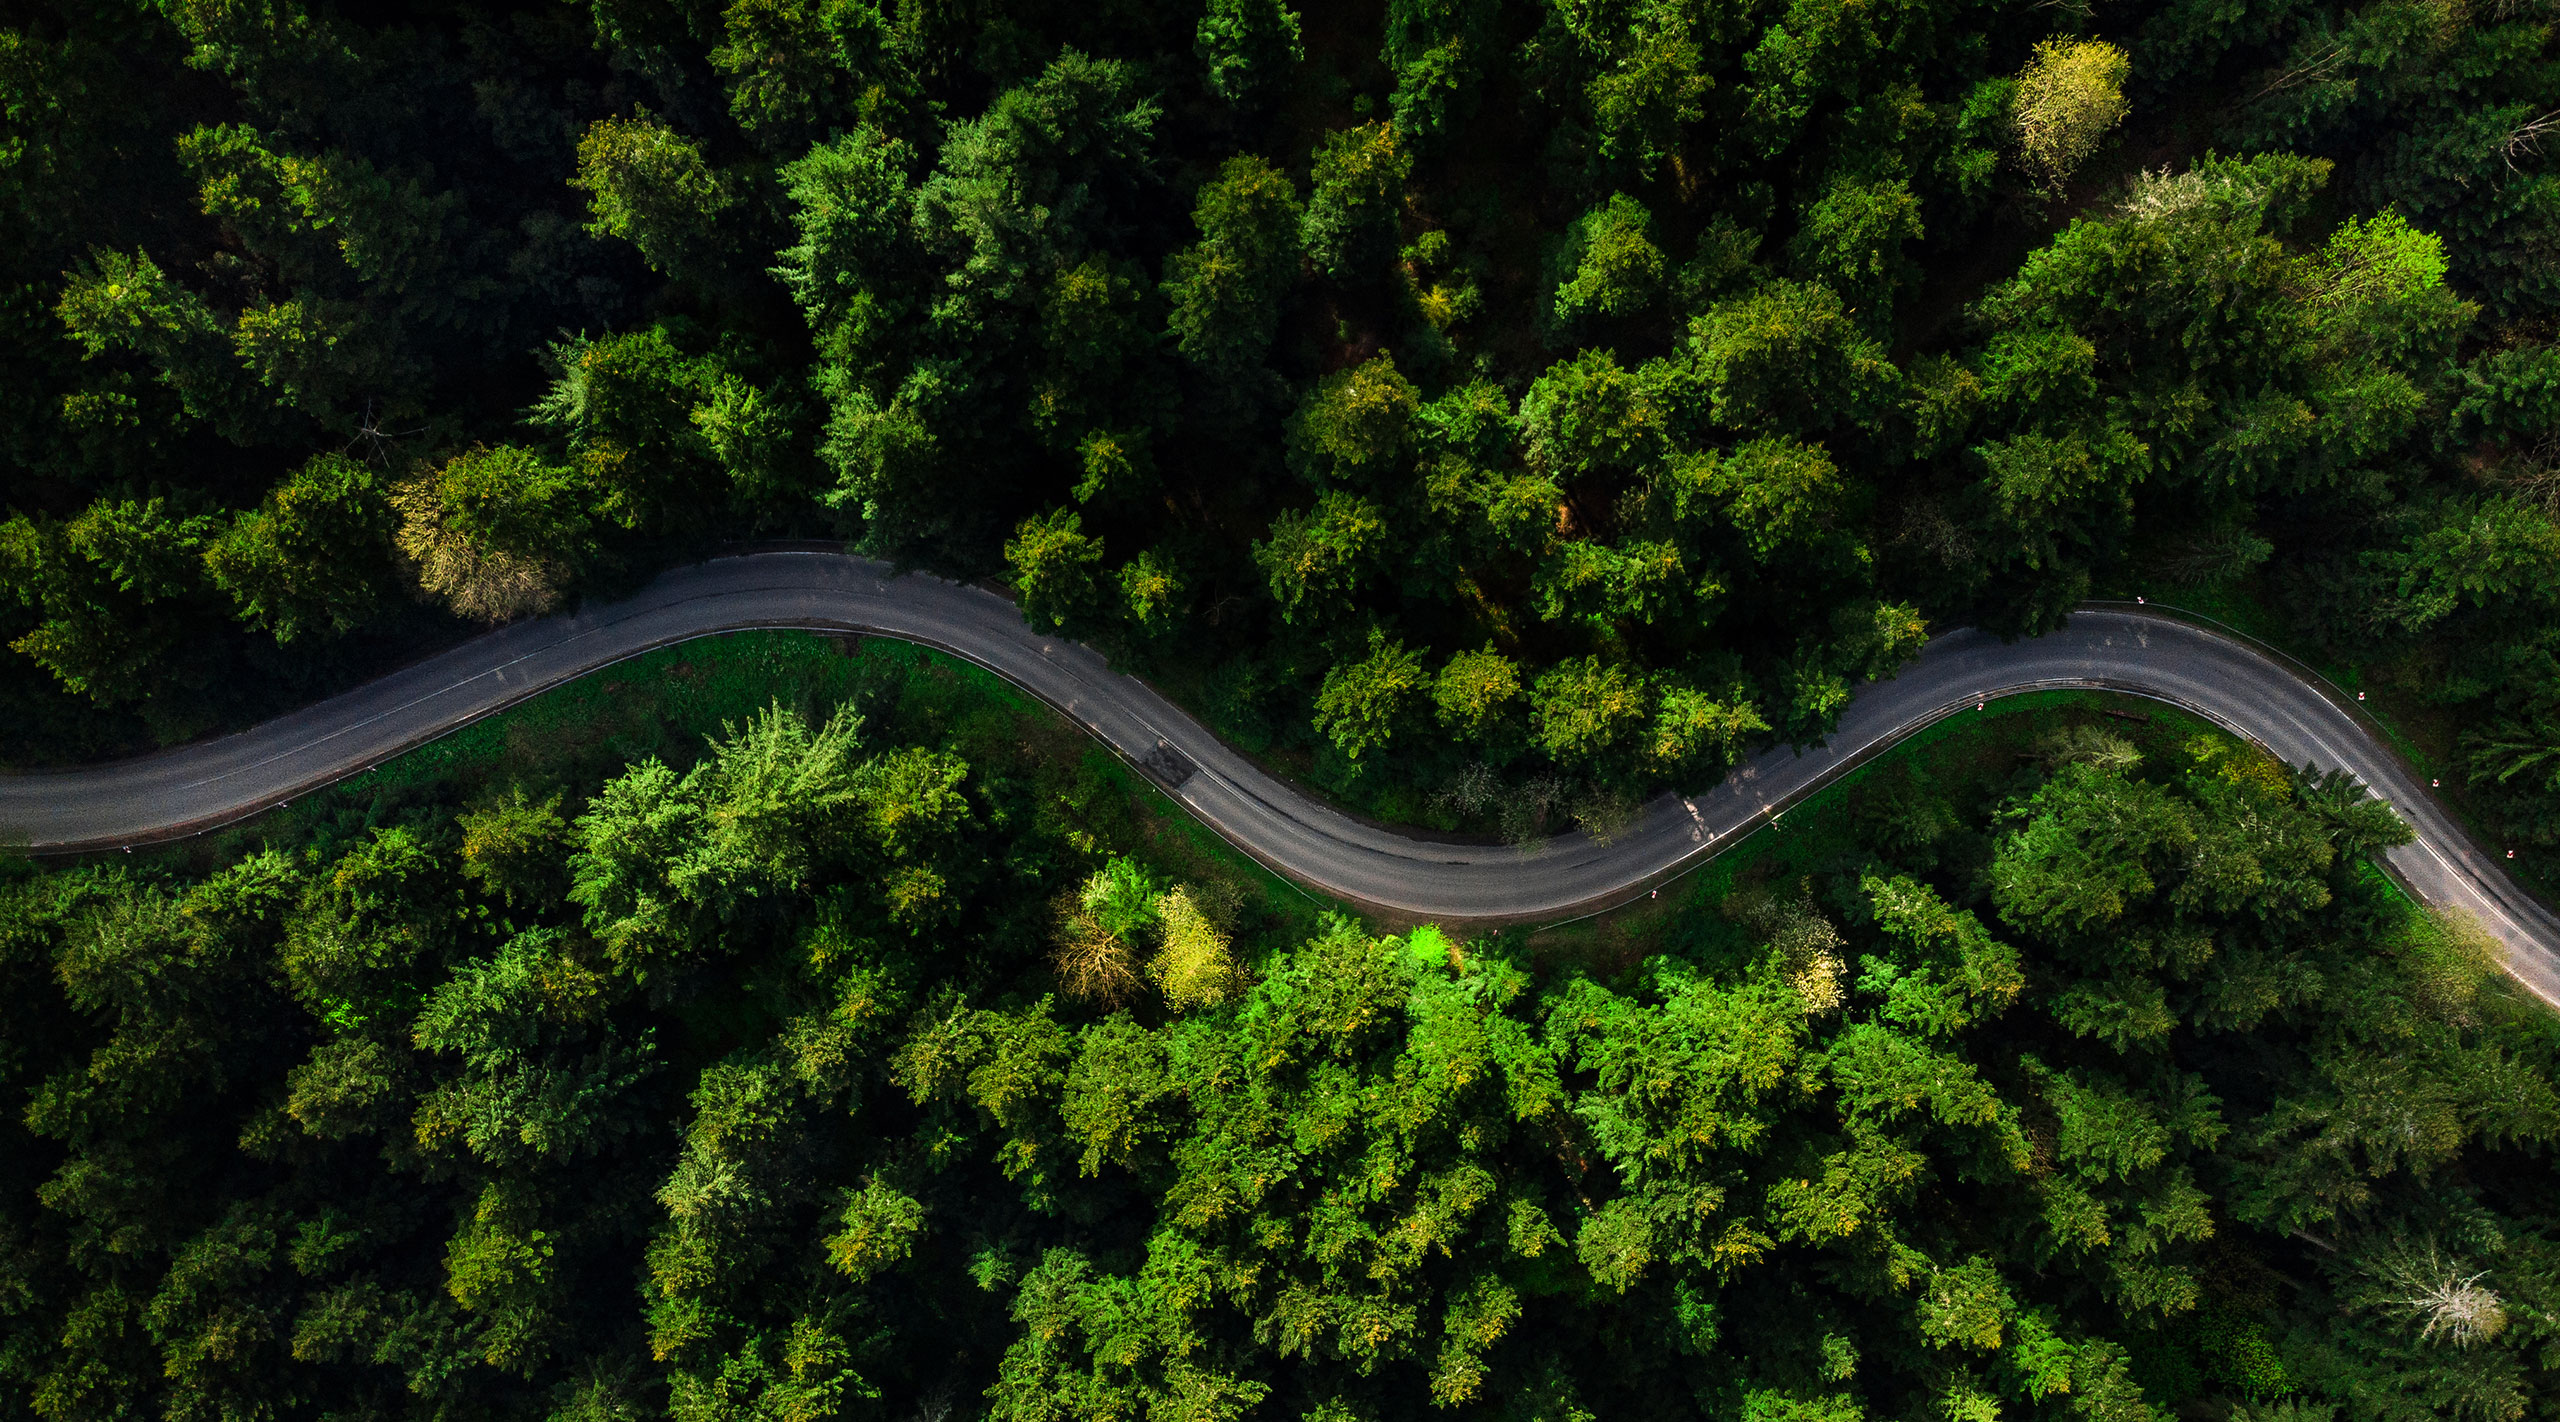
4, 551, 2555, 1007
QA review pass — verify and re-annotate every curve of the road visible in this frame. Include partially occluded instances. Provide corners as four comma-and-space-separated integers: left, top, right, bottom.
4, 551, 2555, 1008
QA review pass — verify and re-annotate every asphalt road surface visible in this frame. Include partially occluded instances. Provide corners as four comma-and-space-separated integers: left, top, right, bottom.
4, 551, 2554, 1007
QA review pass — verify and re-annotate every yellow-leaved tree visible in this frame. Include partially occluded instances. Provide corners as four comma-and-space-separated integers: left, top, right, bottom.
2014, 39, 2131, 192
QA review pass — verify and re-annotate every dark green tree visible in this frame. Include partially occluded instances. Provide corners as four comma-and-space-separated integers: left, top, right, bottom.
204, 452, 399, 643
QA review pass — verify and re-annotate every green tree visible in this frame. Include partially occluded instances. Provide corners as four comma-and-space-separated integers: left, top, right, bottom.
530, 327, 724, 534
1253, 490, 1385, 624
1991, 763, 2196, 935
1546, 0, 1712, 173
1676, 436, 1843, 560
826, 1177, 926, 1281
1288, 352, 1419, 482
709, 0, 907, 153
1552, 194, 1667, 333
1301, 122, 1411, 283
569, 703, 887, 972
1313, 629, 1427, 759
1788, 176, 1923, 321
204, 453, 398, 642
1147, 886, 1241, 1008
693, 371, 824, 513
1532, 656, 1648, 762
774, 126, 920, 367
1119, 549, 1184, 635
1685, 279, 1899, 436
1163, 155, 1303, 379
2385, 496, 2560, 634
1006, 508, 1106, 633
912, 52, 1161, 306
173, 122, 460, 302
56, 248, 269, 442
392, 446, 594, 623
0, 497, 227, 736
1648, 682, 1768, 774
1433, 646, 1522, 740
820, 365, 959, 554
1518, 347, 1668, 490
458, 787, 570, 908
571, 111, 740, 277
1197, 0, 1303, 108
1384, 0, 1499, 144
1532, 538, 1685, 628
1032, 255, 1168, 480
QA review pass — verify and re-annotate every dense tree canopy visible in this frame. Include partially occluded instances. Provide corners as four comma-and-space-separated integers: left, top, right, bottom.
0, 0, 2549, 851
1, 692, 2554, 1422
7, 0, 2560, 1416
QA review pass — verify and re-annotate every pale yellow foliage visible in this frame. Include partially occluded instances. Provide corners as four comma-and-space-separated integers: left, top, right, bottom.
1148, 887, 1241, 1009
1777, 911, 1847, 1014
2014, 39, 2131, 192
391, 478, 565, 623
2185, 733, 2292, 799
1729, 884, 1847, 1013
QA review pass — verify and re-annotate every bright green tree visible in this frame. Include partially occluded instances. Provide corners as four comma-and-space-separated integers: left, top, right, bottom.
1253, 490, 1386, 623
1532, 656, 1648, 762
1434, 645, 1523, 740
774, 126, 920, 366
1553, 194, 1667, 333
1313, 629, 1428, 759
1647, 683, 1769, 774
530, 326, 723, 533
1006, 508, 1107, 633
1788, 176, 1923, 320
1288, 351, 1419, 481
1676, 436, 1844, 560
571, 111, 740, 277
1686, 279, 1899, 435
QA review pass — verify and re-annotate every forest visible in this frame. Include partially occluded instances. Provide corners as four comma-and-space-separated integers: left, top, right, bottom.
3, 651, 2558, 1422
0, 0, 2551, 843
4, 0, 2560, 1417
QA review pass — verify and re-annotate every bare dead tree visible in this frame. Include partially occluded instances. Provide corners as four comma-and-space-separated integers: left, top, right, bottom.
2506, 106, 2560, 172
2249, 37, 2352, 103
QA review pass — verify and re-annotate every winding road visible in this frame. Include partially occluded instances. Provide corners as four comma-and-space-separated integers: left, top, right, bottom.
4, 551, 2555, 1007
